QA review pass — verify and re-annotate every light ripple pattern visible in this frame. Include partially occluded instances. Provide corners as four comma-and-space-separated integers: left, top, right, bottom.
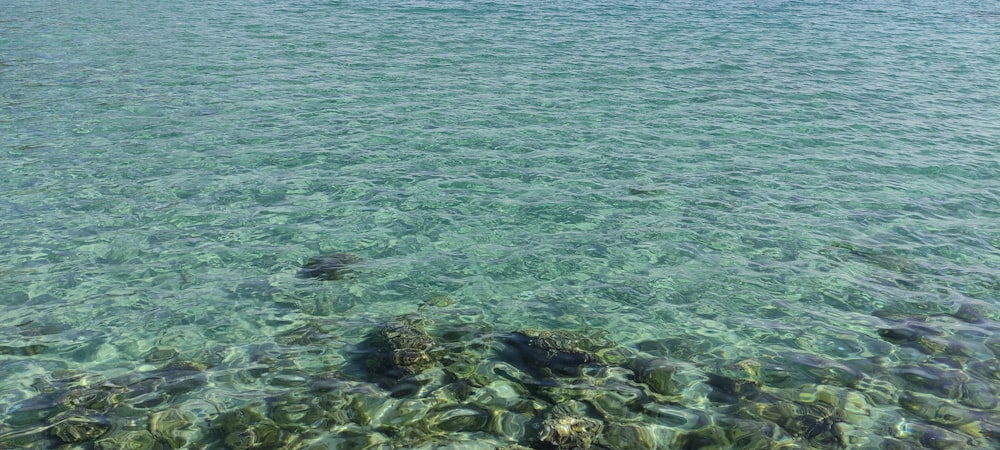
1, 0, 999, 448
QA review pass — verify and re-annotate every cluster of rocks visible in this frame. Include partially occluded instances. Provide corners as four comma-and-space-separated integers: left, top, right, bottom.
2, 308, 998, 449
2, 253, 997, 449
0, 356, 207, 449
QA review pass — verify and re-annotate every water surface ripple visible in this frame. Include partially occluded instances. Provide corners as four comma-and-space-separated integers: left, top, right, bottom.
2, 0, 999, 448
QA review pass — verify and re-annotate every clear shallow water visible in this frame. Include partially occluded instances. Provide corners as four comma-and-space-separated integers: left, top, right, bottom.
2, 0, 999, 448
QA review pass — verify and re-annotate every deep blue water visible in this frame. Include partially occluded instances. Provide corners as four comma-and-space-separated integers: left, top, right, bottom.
2, 0, 999, 448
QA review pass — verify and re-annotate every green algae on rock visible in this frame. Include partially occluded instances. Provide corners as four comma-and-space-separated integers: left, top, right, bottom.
539, 414, 605, 450
356, 314, 441, 396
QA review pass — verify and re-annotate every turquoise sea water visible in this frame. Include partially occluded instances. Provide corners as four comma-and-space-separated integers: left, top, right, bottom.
2, 0, 999, 448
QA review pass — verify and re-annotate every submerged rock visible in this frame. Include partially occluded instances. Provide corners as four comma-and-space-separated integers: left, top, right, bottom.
503, 330, 611, 377
358, 315, 440, 394
878, 317, 991, 359
671, 425, 731, 450
143, 347, 180, 365
423, 405, 492, 433
1, 362, 209, 448
705, 372, 761, 404
900, 421, 988, 450
59, 381, 129, 413
627, 187, 665, 197
767, 401, 847, 446
95, 429, 158, 450
631, 358, 682, 397
725, 382, 885, 448
295, 253, 358, 280
820, 241, 915, 273
603, 422, 664, 450
117, 362, 207, 409
275, 319, 340, 346
779, 352, 863, 387
267, 392, 327, 430
539, 414, 605, 450
148, 407, 197, 448
212, 406, 291, 450
380, 315, 437, 377
49, 413, 110, 443
423, 294, 455, 307
722, 418, 794, 449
